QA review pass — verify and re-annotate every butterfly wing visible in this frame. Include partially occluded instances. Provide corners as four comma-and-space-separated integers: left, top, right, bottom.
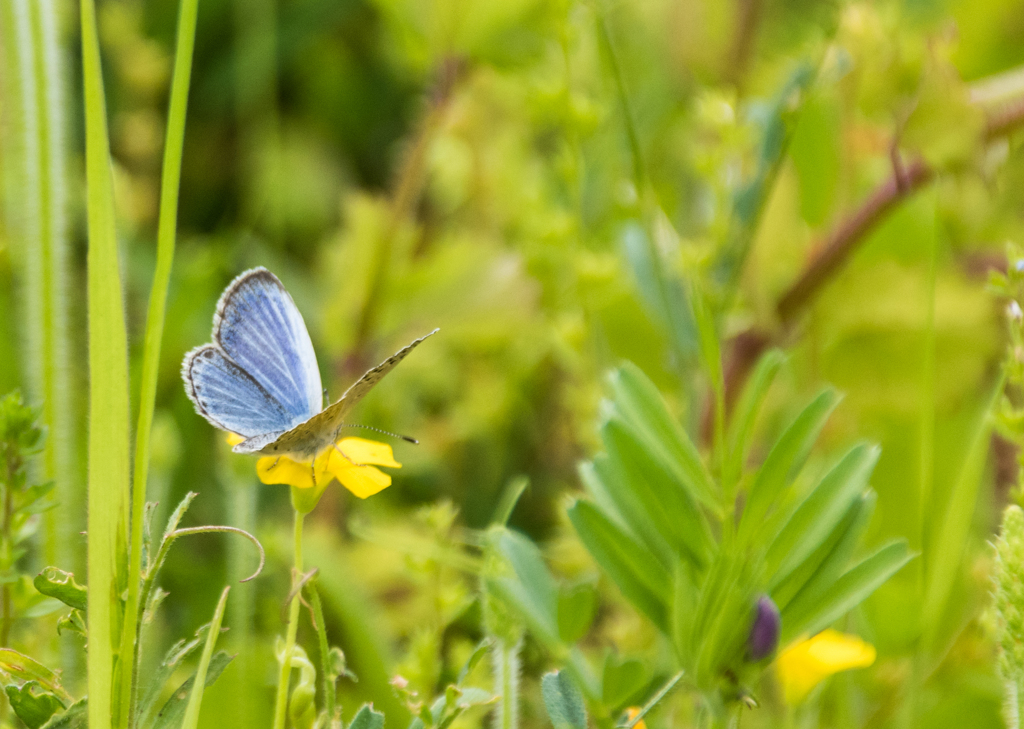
182, 268, 322, 438
212, 268, 323, 423
182, 345, 293, 438
252, 328, 439, 457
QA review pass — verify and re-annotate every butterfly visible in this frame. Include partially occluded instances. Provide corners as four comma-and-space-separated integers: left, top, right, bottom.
182, 267, 436, 462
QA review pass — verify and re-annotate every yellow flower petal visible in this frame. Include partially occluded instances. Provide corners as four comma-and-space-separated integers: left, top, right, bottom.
332, 437, 401, 468
775, 629, 876, 705
257, 455, 320, 489
226, 433, 245, 446
252, 437, 400, 500
331, 463, 392, 499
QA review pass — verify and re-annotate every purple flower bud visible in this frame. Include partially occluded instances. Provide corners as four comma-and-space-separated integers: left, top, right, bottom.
748, 595, 781, 661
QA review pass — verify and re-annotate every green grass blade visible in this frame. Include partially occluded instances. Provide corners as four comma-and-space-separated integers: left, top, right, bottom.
180, 587, 230, 729
119, 0, 201, 723
920, 376, 1003, 650
81, 0, 131, 725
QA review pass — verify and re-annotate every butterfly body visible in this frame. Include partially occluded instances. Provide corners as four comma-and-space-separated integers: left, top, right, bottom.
182, 267, 435, 461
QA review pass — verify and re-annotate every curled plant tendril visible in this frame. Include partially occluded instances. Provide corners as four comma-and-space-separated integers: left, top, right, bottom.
169, 526, 266, 582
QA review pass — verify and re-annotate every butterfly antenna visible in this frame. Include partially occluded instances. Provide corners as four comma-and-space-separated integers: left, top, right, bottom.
339, 423, 419, 444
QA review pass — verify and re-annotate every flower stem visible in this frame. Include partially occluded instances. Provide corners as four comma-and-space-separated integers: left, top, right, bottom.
273, 509, 305, 729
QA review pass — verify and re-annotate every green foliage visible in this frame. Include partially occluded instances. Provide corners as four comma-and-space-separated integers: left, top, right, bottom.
541, 671, 586, 729
575, 361, 912, 705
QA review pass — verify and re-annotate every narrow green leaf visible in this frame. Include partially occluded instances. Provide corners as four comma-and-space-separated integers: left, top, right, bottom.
671, 561, 699, 665
180, 586, 230, 729
121, 0, 202, 721
607, 363, 718, 510
767, 443, 879, 586
568, 501, 670, 631
542, 671, 586, 729
739, 389, 842, 541
725, 349, 786, 489
348, 704, 386, 729
773, 492, 875, 612
601, 418, 713, 566
151, 652, 233, 729
81, 0, 131, 725
0, 650, 71, 701
781, 542, 914, 644
33, 567, 86, 611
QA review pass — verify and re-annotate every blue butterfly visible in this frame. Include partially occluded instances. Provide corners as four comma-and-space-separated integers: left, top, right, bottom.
182, 267, 436, 460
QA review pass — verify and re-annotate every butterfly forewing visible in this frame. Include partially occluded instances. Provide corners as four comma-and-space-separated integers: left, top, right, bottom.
213, 268, 323, 423
253, 329, 439, 457
183, 346, 295, 437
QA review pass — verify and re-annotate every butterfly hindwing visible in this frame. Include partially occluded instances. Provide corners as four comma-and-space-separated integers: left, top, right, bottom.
183, 345, 296, 437
213, 268, 323, 424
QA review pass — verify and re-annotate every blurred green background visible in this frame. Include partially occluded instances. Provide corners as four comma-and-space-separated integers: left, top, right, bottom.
4, 0, 1024, 726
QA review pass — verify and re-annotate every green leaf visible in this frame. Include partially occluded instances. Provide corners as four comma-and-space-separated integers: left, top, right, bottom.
6, 682, 66, 729
150, 651, 233, 729
349, 704, 386, 729
601, 417, 713, 566
671, 561, 700, 664
601, 655, 650, 709
781, 541, 914, 643
40, 699, 87, 729
607, 363, 718, 511
567, 501, 670, 631
489, 528, 558, 643
56, 610, 87, 638
620, 224, 699, 368
557, 583, 597, 644
181, 587, 230, 729
34, 568, 86, 611
739, 389, 842, 542
767, 443, 879, 586
773, 492, 875, 612
725, 349, 785, 489
541, 671, 586, 729
0, 649, 70, 701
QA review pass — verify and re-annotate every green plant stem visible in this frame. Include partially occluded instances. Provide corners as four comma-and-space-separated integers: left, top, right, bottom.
273, 509, 305, 729
917, 200, 938, 586
119, 1, 201, 726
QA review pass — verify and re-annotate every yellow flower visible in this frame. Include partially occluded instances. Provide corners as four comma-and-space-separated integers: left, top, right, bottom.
625, 707, 647, 729
775, 629, 876, 704
226, 434, 401, 499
